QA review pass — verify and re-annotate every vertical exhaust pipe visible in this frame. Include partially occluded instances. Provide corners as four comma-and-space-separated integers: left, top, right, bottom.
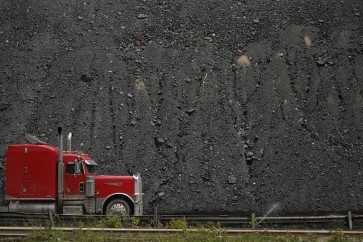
66, 132, 72, 152
57, 127, 64, 213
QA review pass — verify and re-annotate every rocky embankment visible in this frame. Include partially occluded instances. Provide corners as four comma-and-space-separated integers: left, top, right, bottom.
0, 0, 362, 215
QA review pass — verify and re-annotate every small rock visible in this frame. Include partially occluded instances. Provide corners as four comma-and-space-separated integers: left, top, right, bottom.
119, 136, 124, 140
228, 176, 237, 184
155, 137, 165, 146
0, 103, 9, 111
80, 74, 93, 82
204, 37, 213, 42
260, 148, 264, 156
299, 118, 307, 125
106, 145, 112, 150
77, 16, 83, 20
153, 119, 162, 126
80, 143, 84, 147
157, 192, 165, 197
130, 120, 136, 126
137, 14, 147, 19
127, 93, 133, 98
253, 18, 260, 23
185, 108, 196, 115
276, 52, 284, 57
316, 59, 325, 67
355, 47, 363, 54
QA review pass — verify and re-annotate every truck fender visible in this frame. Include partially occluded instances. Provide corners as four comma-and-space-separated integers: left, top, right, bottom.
101, 193, 134, 214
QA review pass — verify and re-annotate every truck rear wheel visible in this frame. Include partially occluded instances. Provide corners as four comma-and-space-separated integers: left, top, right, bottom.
105, 199, 131, 216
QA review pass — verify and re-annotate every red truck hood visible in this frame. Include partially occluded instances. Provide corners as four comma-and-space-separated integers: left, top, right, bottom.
94, 175, 135, 199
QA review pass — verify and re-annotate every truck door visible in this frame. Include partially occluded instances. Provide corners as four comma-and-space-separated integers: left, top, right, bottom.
64, 162, 86, 199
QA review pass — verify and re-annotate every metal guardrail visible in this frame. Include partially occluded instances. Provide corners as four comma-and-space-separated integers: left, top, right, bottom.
0, 212, 362, 229
154, 212, 362, 230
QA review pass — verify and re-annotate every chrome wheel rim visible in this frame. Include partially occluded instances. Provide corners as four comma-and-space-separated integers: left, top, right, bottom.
109, 203, 127, 215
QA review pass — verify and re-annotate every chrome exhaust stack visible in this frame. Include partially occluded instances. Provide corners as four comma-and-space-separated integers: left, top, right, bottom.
66, 132, 72, 152
57, 127, 64, 213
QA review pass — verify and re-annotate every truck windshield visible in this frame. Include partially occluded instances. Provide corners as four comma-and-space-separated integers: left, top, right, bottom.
86, 165, 97, 174
84, 160, 98, 174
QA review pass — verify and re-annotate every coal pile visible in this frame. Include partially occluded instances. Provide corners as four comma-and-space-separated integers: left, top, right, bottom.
0, 0, 362, 215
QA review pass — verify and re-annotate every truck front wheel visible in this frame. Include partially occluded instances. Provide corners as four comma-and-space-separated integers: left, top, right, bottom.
105, 199, 131, 216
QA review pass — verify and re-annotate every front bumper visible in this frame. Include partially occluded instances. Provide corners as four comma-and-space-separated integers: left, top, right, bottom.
133, 174, 143, 216
134, 202, 143, 216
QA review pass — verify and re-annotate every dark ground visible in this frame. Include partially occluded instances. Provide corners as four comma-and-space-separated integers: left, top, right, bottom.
0, 0, 362, 216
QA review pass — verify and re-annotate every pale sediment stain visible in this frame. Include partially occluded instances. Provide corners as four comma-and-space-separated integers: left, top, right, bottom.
135, 78, 146, 91
304, 35, 312, 47
237, 55, 251, 68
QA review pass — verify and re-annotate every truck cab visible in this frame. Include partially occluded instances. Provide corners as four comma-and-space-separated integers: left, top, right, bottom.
62, 153, 143, 216
4, 128, 143, 216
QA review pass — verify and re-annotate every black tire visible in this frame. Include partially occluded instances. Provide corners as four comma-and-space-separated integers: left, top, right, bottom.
105, 199, 131, 216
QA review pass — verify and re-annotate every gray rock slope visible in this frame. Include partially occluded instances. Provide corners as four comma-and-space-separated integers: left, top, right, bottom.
0, 0, 362, 214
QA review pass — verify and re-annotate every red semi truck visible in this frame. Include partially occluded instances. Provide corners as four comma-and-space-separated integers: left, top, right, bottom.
1, 127, 143, 216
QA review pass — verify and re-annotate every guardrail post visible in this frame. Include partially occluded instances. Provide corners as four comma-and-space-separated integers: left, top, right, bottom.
48, 211, 55, 227
251, 213, 256, 229
153, 206, 159, 228
348, 211, 352, 230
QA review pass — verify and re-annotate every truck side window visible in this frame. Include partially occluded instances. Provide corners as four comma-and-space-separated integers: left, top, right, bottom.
66, 163, 75, 174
